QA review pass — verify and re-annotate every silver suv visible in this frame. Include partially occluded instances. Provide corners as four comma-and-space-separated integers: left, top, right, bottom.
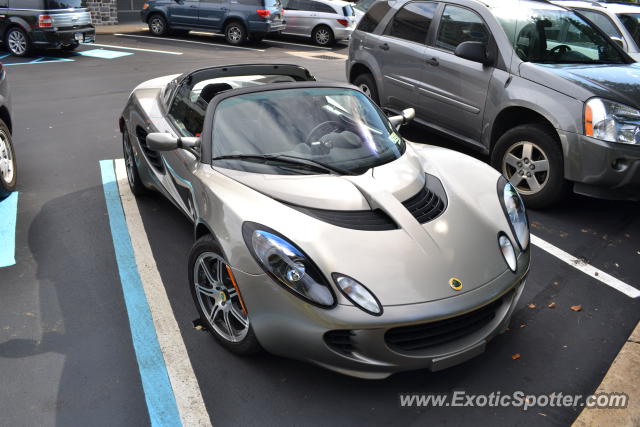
347, 0, 640, 207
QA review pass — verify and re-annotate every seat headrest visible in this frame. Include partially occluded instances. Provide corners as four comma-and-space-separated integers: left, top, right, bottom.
199, 83, 233, 104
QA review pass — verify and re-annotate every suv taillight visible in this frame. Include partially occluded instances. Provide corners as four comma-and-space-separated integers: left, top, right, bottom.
336, 19, 349, 27
257, 9, 271, 18
39, 15, 53, 28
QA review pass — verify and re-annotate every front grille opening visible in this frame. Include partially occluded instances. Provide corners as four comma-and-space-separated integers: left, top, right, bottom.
136, 126, 164, 172
286, 204, 398, 231
324, 330, 356, 355
385, 297, 504, 352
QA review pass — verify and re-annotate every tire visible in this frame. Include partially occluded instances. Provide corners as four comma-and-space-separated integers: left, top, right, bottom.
491, 123, 568, 209
122, 128, 148, 197
0, 120, 16, 201
5, 27, 31, 57
353, 73, 380, 106
188, 235, 261, 355
224, 21, 247, 46
312, 25, 334, 46
61, 42, 79, 52
148, 14, 168, 36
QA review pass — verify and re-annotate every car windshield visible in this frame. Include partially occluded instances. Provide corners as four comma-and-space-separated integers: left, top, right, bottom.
618, 13, 640, 46
493, 4, 626, 63
211, 88, 405, 175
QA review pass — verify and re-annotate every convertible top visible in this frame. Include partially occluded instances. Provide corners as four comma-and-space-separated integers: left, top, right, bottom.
177, 64, 316, 86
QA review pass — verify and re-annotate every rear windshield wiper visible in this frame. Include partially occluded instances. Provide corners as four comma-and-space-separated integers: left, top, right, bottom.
211, 154, 350, 175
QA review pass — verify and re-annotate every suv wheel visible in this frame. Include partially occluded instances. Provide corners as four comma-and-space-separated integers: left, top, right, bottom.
491, 123, 568, 209
225, 22, 247, 45
0, 120, 16, 200
312, 25, 334, 46
6, 27, 30, 57
353, 73, 380, 105
149, 14, 168, 36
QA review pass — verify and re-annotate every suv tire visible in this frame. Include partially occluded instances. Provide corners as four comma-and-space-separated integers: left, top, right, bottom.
225, 21, 247, 46
0, 120, 16, 200
6, 27, 31, 57
148, 14, 169, 36
312, 25, 334, 46
491, 123, 568, 209
353, 73, 380, 105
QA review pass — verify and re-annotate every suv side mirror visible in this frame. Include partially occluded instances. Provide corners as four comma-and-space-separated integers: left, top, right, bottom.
388, 108, 415, 129
146, 133, 200, 151
455, 41, 491, 65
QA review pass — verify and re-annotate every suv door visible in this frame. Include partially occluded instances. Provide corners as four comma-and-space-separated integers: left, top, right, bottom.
372, 1, 438, 113
169, 0, 201, 26
421, 4, 493, 143
198, 0, 229, 30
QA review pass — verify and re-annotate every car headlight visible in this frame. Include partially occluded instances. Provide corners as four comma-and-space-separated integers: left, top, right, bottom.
332, 274, 382, 316
585, 98, 640, 145
498, 233, 517, 272
498, 177, 529, 250
242, 222, 335, 308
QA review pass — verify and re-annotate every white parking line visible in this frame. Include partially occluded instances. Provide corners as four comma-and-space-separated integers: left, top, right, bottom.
531, 234, 640, 299
114, 159, 212, 427
83, 42, 183, 55
114, 33, 266, 52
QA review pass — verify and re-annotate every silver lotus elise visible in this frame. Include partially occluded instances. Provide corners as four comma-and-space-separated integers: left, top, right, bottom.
119, 64, 530, 379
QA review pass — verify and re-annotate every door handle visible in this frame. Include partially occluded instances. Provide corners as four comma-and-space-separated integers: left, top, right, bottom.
425, 57, 439, 66
379, 43, 389, 51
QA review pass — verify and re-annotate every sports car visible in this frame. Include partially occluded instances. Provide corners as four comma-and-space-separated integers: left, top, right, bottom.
119, 64, 530, 379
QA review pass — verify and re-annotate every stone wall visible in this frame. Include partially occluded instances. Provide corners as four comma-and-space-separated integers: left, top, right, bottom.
86, 0, 119, 26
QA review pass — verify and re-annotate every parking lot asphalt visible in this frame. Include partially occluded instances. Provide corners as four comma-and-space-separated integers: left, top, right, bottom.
0, 31, 638, 427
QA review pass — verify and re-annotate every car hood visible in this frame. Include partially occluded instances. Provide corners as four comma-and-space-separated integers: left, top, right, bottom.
520, 62, 640, 107
214, 144, 523, 306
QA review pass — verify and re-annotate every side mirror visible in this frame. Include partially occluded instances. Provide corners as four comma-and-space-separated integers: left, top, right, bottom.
610, 36, 626, 51
146, 133, 200, 151
455, 41, 492, 65
388, 108, 415, 129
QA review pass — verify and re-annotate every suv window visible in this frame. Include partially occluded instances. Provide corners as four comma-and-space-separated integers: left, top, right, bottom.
45, 0, 84, 8
313, 2, 337, 13
618, 13, 640, 46
288, 0, 313, 11
357, 1, 391, 33
578, 9, 622, 38
384, 2, 438, 44
435, 5, 488, 51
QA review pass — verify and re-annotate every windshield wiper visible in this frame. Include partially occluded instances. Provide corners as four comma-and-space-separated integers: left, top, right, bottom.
211, 154, 350, 175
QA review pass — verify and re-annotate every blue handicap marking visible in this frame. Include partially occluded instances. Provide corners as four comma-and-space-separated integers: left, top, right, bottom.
77, 49, 133, 59
0, 192, 18, 268
4, 57, 75, 66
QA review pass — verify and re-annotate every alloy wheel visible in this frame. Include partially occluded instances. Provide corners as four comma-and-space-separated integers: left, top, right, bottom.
150, 17, 164, 35
227, 26, 242, 43
193, 253, 249, 343
359, 83, 371, 98
0, 131, 14, 185
7, 30, 27, 56
315, 29, 330, 45
123, 133, 136, 190
502, 141, 550, 195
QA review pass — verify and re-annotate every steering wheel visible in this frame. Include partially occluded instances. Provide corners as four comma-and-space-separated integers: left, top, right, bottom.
305, 121, 343, 145
550, 44, 572, 56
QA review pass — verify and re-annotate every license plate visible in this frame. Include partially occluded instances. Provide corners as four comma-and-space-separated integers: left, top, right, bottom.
74, 32, 83, 42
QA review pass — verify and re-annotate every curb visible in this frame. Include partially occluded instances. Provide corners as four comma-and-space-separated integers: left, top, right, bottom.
572, 322, 640, 427
95, 24, 147, 35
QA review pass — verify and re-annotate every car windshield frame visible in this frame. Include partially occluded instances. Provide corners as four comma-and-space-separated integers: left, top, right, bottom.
208, 85, 406, 176
493, 3, 628, 64
618, 13, 640, 47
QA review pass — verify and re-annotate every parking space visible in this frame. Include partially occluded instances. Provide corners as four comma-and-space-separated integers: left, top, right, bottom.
0, 29, 638, 427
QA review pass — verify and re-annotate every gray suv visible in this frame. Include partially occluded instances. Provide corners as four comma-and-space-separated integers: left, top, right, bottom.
0, 63, 14, 200
347, 0, 640, 207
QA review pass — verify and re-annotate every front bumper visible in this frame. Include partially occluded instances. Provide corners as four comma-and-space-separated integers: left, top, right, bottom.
560, 131, 640, 201
233, 250, 529, 379
31, 26, 95, 47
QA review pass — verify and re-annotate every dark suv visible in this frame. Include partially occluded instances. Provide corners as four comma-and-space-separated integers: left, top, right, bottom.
0, 0, 95, 57
141, 0, 285, 45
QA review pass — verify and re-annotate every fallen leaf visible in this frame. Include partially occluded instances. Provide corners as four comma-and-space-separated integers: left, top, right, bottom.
512, 353, 521, 360
195, 325, 205, 331
548, 302, 556, 309
624, 234, 631, 238
570, 305, 583, 312
538, 412, 547, 417
519, 324, 526, 328
527, 303, 536, 309
580, 229, 589, 233
553, 281, 560, 286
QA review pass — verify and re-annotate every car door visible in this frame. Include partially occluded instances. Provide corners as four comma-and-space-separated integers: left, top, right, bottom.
198, 0, 229, 30
0, 0, 9, 37
420, 4, 493, 143
369, 1, 439, 113
168, 0, 201, 27
282, 0, 304, 34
